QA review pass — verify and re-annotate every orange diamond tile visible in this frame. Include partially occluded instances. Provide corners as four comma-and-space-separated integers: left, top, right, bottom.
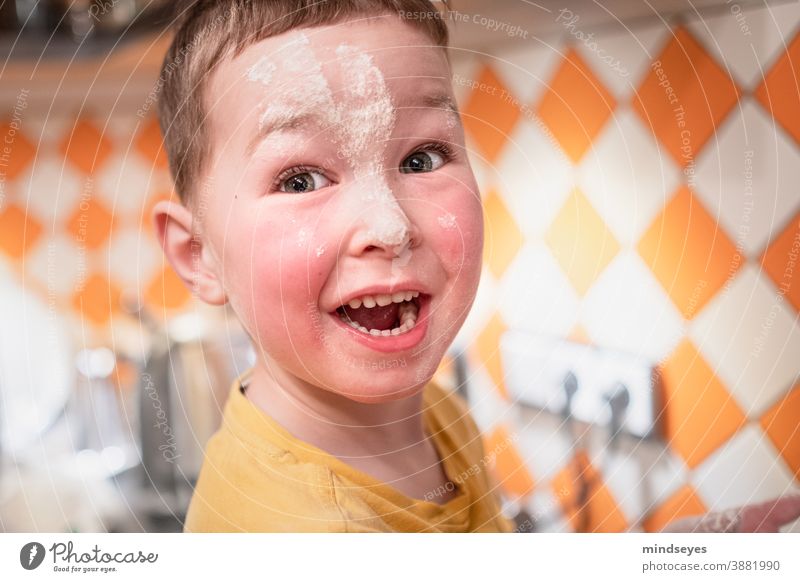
638, 186, 743, 319
135, 116, 169, 169
482, 189, 525, 280
145, 265, 192, 310
485, 425, 535, 500
551, 450, 628, 532
0, 202, 42, 259
59, 118, 113, 174
461, 65, 521, 162
760, 385, 800, 481
66, 198, 115, 250
72, 273, 121, 325
658, 339, 747, 468
633, 27, 740, 167
537, 48, 616, 163
643, 485, 708, 532
760, 212, 800, 313
474, 312, 510, 399
545, 189, 620, 296
755, 31, 800, 145
0, 121, 36, 180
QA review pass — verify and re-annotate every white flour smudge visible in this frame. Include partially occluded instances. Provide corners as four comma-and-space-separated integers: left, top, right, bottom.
437, 212, 457, 229
245, 56, 277, 86
246, 35, 413, 254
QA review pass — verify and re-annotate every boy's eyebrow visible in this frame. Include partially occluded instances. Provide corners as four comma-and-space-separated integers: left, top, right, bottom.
246, 93, 459, 157
246, 110, 324, 157
411, 93, 459, 115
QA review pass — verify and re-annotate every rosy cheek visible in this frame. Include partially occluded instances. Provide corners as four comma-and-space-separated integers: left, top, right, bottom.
431, 192, 484, 274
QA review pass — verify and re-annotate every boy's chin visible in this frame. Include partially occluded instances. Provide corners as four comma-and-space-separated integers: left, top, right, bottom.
325, 373, 434, 404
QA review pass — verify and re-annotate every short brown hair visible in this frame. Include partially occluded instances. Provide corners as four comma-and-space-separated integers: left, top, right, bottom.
157, 0, 451, 204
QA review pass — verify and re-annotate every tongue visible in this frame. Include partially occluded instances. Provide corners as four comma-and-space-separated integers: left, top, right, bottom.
340, 303, 400, 331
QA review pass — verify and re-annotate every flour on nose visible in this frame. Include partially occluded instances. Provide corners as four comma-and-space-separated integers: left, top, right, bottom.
336, 44, 410, 251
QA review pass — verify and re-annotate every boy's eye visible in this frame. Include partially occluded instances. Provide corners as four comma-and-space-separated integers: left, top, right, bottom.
400, 150, 446, 174
279, 170, 331, 194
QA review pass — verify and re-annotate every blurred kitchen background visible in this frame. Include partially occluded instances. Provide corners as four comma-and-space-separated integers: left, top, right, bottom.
0, 0, 798, 533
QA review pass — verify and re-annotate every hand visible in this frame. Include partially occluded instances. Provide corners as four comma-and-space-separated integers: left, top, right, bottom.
738, 494, 800, 532
662, 493, 800, 533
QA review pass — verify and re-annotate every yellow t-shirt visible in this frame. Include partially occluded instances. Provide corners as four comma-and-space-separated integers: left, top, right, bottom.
184, 374, 515, 532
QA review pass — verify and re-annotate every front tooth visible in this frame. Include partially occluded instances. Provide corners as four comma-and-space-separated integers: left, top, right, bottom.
348, 298, 362, 309
411, 291, 419, 298
362, 296, 377, 308
375, 294, 392, 307
369, 329, 381, 336
391, 292, 406, 303
380, 329, 392, 336
404, 291, 414, 301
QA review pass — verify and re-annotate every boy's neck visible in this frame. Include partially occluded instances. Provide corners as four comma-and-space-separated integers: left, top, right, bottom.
243, 361, 430, 458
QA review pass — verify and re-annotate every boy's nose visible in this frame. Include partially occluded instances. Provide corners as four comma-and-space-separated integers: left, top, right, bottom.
351, 210, 422, 259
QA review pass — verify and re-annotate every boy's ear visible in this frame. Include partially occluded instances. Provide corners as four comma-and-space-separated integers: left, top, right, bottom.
152, 200, 227, 306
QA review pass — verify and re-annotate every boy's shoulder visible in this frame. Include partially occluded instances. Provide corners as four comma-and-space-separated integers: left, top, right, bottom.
185, 416, 347, 532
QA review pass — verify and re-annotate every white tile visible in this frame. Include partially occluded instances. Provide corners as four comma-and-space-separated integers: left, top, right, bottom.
692, 424, 797, 511
96, 152, 158, 216
463, 363, 512, 434
581, 250, 685, 362
25, 234, 84, 296
18, 155, 87, 224
22, 115, 73, 152
454, 266, 499, 350
450, 54, 483, 107
515, 408, 573, 482
105, 227, 161, 290
494, 118, 574, 239
694, 100, 800, 257
687, 3, 800, 90
591, 435, 688, 528
492, 41, 564, 106
578, 108, 680, 247
496, 242, 581, 338
468, 154, 498, 198
524, 488, 568, 533
690, 265, 800, 418
574, 21, 672, 100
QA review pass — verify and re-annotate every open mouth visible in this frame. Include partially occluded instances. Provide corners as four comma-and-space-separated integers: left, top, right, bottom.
332, 292, 427, 337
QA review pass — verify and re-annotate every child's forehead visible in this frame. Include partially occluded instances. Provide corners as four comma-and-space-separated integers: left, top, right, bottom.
205, 18, 454, 150
228, 18, 450, 93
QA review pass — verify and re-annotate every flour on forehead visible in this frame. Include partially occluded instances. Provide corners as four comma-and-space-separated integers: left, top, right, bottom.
334, 43, 395, 162
245, 56, 277, 86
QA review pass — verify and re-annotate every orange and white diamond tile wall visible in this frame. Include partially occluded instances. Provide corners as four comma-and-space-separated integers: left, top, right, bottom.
452, 5, 800, 531
0, 5, 798, 532
0, 111, 189, 332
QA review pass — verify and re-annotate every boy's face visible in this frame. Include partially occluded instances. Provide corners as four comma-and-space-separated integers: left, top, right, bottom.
199, 15, 483, 402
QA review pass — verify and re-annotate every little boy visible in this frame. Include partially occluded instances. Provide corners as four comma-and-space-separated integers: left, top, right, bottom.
153, 0, 514, 532
153, 0, 800, 533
